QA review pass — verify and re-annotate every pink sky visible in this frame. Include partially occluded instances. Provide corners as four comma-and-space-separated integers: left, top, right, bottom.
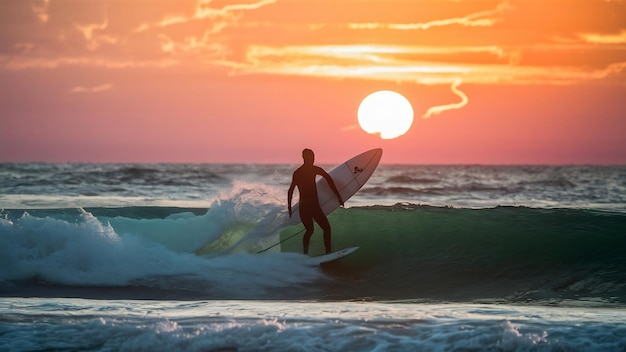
1, 0, 625, 164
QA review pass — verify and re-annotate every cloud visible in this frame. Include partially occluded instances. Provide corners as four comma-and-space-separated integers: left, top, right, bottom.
3, 0, 624, 94
1, 0, 278, 72
131, 0, 277, 58
31, 0, 50, 24
579, 30, 626, 44
221, 44, 625, 86
200, 0, 277, 15
135, 0, 277, 32
75, 18, 118, 51
157, 24, 229, 55
2, 56, 178, 70
423, 79, 468, 119
348, 1, 513, 30
71, 83, 114, 93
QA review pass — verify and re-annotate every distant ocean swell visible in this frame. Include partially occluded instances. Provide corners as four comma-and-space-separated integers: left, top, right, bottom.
2, 204, 625, 304
3, 164, 624, 211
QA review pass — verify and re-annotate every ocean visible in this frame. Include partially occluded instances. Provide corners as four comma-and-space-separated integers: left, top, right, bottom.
1, 162, 625, 351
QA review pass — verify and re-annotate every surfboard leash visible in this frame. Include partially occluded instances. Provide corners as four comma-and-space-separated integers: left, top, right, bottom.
256, 228, 305, 254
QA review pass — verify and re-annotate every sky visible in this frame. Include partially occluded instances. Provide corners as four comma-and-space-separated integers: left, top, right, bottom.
1, 0, 625, 164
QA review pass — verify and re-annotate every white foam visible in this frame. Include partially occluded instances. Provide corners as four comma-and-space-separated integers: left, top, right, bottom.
0, 205, 321, 292
2, 300, 625, 352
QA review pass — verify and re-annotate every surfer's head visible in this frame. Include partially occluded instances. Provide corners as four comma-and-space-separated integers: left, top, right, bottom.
302, 148, 315, 165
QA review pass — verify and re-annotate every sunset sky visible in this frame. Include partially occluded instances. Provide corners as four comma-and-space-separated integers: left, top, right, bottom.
1, 0, 625, 164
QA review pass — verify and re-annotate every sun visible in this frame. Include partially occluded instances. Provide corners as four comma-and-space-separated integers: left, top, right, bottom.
357, 90, 414, 139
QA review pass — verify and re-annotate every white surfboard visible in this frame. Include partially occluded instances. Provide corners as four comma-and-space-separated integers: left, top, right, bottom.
308, 246, 359, 265
286, 148, 383, 226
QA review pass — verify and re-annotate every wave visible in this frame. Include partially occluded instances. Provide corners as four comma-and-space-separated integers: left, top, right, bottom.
291, 204, 626, 304
2, 199, 625, 304
0, 215, 320, 300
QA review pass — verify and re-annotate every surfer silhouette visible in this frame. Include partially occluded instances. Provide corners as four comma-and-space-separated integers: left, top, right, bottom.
288, 148, 343, 254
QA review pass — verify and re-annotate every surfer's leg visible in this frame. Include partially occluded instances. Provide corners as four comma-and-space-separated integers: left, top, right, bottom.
302, 227, 314, 255
300, 207, 314, 255
314, 211, 332, 254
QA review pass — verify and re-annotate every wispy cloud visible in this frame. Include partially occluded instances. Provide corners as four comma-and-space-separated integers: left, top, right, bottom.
579, 30, 626, 44
348, 1, 513, 30
135, 0, 277, 32
199, 0, 277, 15
31, 0, 50, 24
4, 0, 261, 70
423, 80, 468, 119
131, 0, 277, 57
220, 44, 625, 86
75, 18, 118, 51
217, 41, 625, 117
158, 31, 227, 55
4, 0, 625, 99
71, 83, 114, 94
3, 56, 178, 70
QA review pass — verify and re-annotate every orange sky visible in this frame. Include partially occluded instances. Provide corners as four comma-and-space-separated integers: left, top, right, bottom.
1, 0, 625, 164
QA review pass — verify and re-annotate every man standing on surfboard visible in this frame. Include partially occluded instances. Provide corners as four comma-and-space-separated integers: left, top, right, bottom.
288, 149, 343, 255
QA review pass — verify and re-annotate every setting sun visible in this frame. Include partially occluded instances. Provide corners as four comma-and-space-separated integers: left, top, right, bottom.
357, 90, 414, 140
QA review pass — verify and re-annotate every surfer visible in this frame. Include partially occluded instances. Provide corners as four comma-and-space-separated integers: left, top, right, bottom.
288, 148, 343, 254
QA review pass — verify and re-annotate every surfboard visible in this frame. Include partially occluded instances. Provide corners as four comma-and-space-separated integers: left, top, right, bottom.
308, 246, 359, 265
286, 148, 383, 226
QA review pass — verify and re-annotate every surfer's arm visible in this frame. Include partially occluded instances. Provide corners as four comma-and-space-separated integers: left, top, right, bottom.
287, 176, 296, 217
320, 169, 343, 206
